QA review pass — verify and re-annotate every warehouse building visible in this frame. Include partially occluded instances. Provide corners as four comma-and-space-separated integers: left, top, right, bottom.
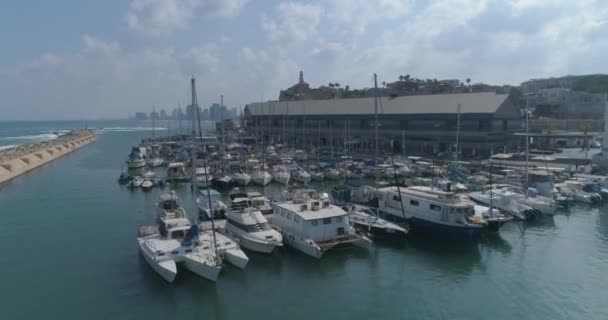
243, 92, 522, 159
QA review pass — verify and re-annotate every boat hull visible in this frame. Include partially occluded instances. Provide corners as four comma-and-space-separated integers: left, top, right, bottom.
407, 216, 483, 240
223, 248, 249, 269
183, 254, 221, 282
138, 239, 177, 283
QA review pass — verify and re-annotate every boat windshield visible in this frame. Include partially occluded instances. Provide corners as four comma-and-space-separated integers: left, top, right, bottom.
228, 219, 272, 232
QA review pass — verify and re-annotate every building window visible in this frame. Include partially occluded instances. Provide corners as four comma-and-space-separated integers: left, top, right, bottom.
323, 217, 332, 224
410, 200, 419, 206
430, 204, 442, 212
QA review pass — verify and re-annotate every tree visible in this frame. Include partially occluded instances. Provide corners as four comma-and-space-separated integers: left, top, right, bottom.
328, 83, 334, 88
405, 74, 410, 81
382, 81, 386, 87
466, 78, 471, 85
335, 83, 340, 88
399, 75, 404, 81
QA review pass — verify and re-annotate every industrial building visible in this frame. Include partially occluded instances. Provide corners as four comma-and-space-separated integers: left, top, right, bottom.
243, 92, 523, 159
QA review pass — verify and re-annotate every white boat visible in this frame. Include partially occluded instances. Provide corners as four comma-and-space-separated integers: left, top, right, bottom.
194, 167, 212, 189
468, 189, 540, 220
197, 189, 228, 221
377, 186, 486, 238
148, 158, 164, 168
291, 168, 311, 184
127, 154, 146, 169
166, 162, 189, 182
247, 192, 274, 215
199, 229, 249, 269
272, 166, 291, 185
138, 191, 222, 283
294, 150, 307, 161
141, 179, 154, 191
271, 189, 372, 258
224, 198, 283, 253
345, 205, 408, 236
232, 172, 251, 186
324, 168, 342, 181
252, 170, 273, 186
130, 176, 144, 188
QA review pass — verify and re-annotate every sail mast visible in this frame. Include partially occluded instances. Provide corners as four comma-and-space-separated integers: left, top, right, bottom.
374, 74, 379, 184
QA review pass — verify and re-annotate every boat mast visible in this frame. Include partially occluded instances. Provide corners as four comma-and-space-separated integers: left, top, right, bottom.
192, 77, 219, 257
152, 105, 156, 142
455, 103, 461, 162
525, 96, 529, 195
374, 74, 379, 185
489, 161, 494, 218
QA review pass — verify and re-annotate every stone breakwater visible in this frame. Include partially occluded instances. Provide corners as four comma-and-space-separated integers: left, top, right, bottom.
0, 130, 96, 185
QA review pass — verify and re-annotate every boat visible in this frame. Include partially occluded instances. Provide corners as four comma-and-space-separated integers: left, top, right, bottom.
194, 167, 212, 189
468, 189, 540, 221
271, 189, 373, 258
148, 157, 164, 167
473, 205, 513, 232
224, 197, 283, 253
344, 204, 408, 237
232, 171, 251, 186
310, 170, 325, 181
331, 184, 379, 208
377, 186, 486, 238
141, 179, 154, 191
291, 168, 311, 184
272, 166, 291, 185
252, 169, 273, 186
166, 162, 189, 182
127, 154, 146, 169
197, 189, 228, 221
129, 176, 144, 188
325, 168, 342, 181
138, 191, 222, 283
198, 228, 249, 269
212, 174, 234, 189
118, 172, 132, 185
247, 192, 274, 215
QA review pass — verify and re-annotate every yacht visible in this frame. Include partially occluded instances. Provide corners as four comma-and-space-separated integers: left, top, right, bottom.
141, 179, 154, 191
344, 204, 408, 237
252, 169, 273, 186
194, 167, 212, 189
291, 168, 311, 184
272, 166, 291, 185
212, 174, 234, 189
127, 154, 146, 169
166, 162, 189, 182
377, 186, 486, 238
468, 189, 540, 221
197, 189, 228, 221
271, 189, 373, 258
129, 176, 144, 188
310, 170, 325, 181
232, 171, 251, 186
148, 157, 164, 168
138, 191, 222, 283
248, 192, 274, 215
224, 198, 283, 253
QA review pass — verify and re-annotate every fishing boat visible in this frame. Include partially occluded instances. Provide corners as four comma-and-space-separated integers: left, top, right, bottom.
224, 197, 283, 253
166, 162, 189, 182
271, 189, 373, 258
344, 204, 408, 237
377, 186, 486, 238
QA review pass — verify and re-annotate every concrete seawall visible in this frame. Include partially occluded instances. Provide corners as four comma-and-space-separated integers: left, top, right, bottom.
0, 130, 96, 185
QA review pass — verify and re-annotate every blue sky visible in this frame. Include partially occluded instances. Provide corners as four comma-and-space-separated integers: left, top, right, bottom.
0, 0, 607, 120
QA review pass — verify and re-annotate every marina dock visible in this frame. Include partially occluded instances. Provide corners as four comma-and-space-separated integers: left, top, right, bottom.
0, 130, 96, 185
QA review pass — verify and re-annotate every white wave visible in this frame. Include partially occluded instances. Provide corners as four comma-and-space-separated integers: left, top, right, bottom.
40, 130, 71, 134
99, 127, 168, 132
0, 133, 60, 141
0, 144, 17, 151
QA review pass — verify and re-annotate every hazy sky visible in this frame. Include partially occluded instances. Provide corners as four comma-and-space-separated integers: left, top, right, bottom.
0, 0, 606, 120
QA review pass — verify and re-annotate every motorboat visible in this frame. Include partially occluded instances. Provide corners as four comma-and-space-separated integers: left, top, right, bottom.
129, 176, 144, 188
252, 170, 273, 186
324, 168, 342, 181
224, 198, 283, 253
248, 192, 274, 215
271, 189, 373, 258
127, 154, 146, 169
212, 175, 234, 189
141, 179, 154, 191
272, 166, 291, 185
377, 186, 486, 238
148, 157, 164, 168
310, 170, 325, 181
344, 204, 408, 237
232, 172, 251, 187
468, 189, 541, 221
194, 167, 212, 189
473, 205, 513, 232
197, 189, 228, 221
291, 168, 311, 184
166, 162, 189, 182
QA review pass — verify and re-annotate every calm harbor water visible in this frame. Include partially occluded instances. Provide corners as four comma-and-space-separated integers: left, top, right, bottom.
0, 120, 607, 320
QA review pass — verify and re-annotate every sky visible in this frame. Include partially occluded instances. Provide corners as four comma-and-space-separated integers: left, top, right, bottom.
0, 0, 607, 120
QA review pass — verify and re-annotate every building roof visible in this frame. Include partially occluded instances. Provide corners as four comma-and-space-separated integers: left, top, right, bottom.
246, 92, 511, 116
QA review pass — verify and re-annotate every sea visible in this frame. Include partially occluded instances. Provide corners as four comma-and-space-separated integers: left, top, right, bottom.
0, 120, 607, 320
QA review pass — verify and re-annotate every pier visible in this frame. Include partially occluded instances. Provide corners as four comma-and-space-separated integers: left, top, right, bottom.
0, 130, 96, 185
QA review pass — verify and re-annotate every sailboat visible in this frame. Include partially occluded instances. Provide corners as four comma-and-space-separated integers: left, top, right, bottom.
148, 106, 164, 167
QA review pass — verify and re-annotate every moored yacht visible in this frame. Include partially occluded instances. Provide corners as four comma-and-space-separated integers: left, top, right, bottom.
232, 171, 251, 186
291, 168, 311, 184
344, 204, 408, 237
271, 189, 373, 258
224, 198, 283, 253
166, 162, 189, 182
377, 186, 486, 238
252, 169, 273, 186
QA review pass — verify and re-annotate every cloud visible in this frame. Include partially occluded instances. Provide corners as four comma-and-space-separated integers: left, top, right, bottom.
83, 35, 121, 55
219, 35, 231, 44
180, 44, 220, 74
126, 0, 249, 36
328, 0, 412, 37
261, 2, 322, 44
311, 42, 346, 64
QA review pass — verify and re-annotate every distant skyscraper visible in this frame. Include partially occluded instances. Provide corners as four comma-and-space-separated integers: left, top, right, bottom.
160, 109, 167, 120
134, 112, 147, 120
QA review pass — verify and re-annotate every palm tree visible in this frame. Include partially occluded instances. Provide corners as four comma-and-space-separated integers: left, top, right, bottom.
405, 74, 410, 81
466, 78, 471, 85
399, 75, 404, 81
335, 83, 340, 88
328, 83, 334, 88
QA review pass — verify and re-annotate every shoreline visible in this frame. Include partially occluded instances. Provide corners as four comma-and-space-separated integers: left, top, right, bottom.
0, 130, 96, 185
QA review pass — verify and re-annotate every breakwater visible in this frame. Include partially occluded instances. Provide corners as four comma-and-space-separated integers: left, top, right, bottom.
0, 130, 96, 184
